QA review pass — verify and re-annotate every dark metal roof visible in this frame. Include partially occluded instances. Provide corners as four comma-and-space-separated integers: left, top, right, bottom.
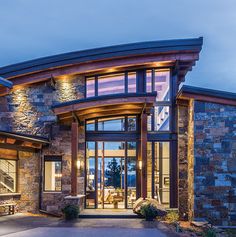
178, 85, 236, 101
0, 37, 203, 78
0, 77, 13, 88
0, 130, 49, 144
52, 92, 157, 109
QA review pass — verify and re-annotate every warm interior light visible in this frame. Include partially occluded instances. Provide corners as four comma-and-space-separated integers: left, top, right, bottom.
77, 160, 81, 169
138, 160, 142, 170
54, 173, 62, 178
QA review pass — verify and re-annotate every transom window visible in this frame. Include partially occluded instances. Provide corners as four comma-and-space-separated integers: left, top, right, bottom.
86, 116, 137, 132
86, 72, 136, 98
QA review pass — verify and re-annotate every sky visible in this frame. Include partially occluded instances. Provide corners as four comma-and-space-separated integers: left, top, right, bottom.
0, 0, 236, 92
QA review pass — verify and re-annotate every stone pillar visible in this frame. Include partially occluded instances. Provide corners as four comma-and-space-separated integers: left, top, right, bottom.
177, 99, 194, 221
141, 112, 147, 198
71, 122, 78, 196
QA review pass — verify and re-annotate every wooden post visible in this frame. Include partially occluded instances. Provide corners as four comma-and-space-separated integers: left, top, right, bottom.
71, 122, 78, 196
141, 112, 147, 198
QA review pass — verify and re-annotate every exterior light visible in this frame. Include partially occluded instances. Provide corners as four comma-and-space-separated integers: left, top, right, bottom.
138, 160, 142, 170
55, 173, 62, 178
77, 160, 81, 169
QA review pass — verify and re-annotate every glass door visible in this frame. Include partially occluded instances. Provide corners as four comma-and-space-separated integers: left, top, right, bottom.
85, 141, 137, 209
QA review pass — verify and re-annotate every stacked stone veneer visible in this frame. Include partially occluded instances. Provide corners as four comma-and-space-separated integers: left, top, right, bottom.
0, 75, 85, 214
194, 101, 236, 226
178, 99, 194, 221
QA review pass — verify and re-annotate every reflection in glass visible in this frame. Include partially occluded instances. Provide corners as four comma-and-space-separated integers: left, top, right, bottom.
146, 70, 152, 93
0, 159, 16, 193
98, 117, 125, 131
147, 115, 152, 131
154, 70, 170, 101
147, 142, 152, 198
86, 142, 96, 208
127, 142, 136, 208
44, 161, 62, 191
98, 73, 125, 96
86, 120, 95, 131
86, 77, 95, 97
128, 116, 136, 131
154, 106, 170, 131
128, 72, 136, 93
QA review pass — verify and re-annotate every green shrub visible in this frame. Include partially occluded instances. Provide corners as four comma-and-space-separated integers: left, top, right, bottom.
203, 228, 216, 237
140, 203, 166, 221
62, 204, 80, 220
165, 210, 179, 223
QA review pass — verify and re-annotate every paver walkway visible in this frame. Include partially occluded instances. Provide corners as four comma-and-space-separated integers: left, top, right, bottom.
0, 214, 178, 237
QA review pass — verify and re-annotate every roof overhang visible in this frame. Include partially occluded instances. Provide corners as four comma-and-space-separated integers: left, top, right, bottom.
0, 130, 49, 152
177, 85, 236, 106
52, 93, 157, 122
0, 37, 203, 96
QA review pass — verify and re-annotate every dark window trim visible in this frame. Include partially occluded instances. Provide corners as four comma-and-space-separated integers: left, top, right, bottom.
43, 155, 62, 192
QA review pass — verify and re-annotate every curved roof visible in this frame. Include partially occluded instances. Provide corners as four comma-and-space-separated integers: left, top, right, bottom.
0, 37, 203, 79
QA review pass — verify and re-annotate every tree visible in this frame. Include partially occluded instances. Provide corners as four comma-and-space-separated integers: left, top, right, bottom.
105, 158, 121, 188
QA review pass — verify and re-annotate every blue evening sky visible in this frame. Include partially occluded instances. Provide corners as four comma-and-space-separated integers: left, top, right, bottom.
0, 0, 236, 92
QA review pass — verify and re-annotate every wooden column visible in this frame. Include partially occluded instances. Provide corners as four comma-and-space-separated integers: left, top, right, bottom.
71, 122, 78, 196
141, 112, 147, 198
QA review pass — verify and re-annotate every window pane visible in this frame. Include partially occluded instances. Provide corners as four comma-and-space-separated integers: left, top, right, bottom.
154, 70, 170, 101
86, 77, 95, 97
86, 142, 96, 208
128, 72, 136, 93
98, 117, 125, 131
0, 159, 16, 193
147, 142, 152, 198
154, 106, 170, 131
128, 116, 136, 131
147, 115, 152, 131
86, 120, 95, 131
146, 70, 152, 93
44, 161, 62, 191
98, 73, 125, 96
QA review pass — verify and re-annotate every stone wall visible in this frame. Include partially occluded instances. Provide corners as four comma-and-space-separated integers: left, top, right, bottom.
0, 150, 40, 213
177, 99, 194, 221
0, 75, 86, 214
194, 101, 236, 226
0, 75, 84, 136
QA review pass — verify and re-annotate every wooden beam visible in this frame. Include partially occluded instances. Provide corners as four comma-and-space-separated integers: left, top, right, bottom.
140, 112, 148, 198
71, 122, 78, 196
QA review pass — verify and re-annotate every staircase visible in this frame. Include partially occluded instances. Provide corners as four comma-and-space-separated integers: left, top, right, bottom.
0, 160, 15, 193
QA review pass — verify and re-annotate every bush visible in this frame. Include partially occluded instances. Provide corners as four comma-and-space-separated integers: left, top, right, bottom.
62, 204, 80, 220
165, 210, 179, 223
140, 203, 166, 221
203, 228, 216, 237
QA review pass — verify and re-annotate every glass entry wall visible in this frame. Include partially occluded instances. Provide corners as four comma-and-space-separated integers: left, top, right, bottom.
86, 141, 137, 209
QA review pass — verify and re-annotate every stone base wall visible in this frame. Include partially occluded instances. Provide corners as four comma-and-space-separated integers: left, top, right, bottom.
0, 151, 40, 213
194, 101, 236, 226
41, 124, 85, 215
177, 99, 194, 221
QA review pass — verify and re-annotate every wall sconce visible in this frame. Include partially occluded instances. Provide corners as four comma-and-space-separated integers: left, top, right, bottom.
77, 160, 81, 170
138, 160, 142, 170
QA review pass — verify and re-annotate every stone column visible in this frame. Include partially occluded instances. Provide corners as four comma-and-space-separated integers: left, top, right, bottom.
71, 122, 78, 196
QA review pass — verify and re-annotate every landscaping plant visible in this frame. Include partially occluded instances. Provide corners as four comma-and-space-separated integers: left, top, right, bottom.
62, 204, 80, 220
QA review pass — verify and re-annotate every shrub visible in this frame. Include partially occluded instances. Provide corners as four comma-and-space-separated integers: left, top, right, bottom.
62, 204, 80, 220
203, 228, 216, 237
140, 203, 166, 221
165, 210, 179, 223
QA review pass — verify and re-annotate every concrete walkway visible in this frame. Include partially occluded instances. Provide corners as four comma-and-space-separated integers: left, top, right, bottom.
0, 214, 178, 237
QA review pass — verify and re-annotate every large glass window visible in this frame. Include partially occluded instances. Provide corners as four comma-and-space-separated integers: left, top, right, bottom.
98, 117, 125, 131
154, 106, 170, 131
146, 70, 170, 101
44, 156, 62, 192
98, 73, 125, 96
0, 159, 16, 193
128, 72, 136, 93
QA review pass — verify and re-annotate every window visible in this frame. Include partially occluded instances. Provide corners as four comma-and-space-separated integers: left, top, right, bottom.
86, 77, 95, 97
146, 70, 170, 101
128, 72, 136, 93
0, 159, 17, 194
98, 73, 125, 96
98, 117, 125, 131
86, 119, 95, 131
127, 116, 136, 131
154, 106, 170, 131
44, 156, 62, 192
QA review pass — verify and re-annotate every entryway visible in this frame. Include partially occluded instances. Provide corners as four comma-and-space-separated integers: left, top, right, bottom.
85, 141, 137, 209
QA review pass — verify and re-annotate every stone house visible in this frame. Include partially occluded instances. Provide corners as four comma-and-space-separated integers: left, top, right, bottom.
0, 37, 235, 225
